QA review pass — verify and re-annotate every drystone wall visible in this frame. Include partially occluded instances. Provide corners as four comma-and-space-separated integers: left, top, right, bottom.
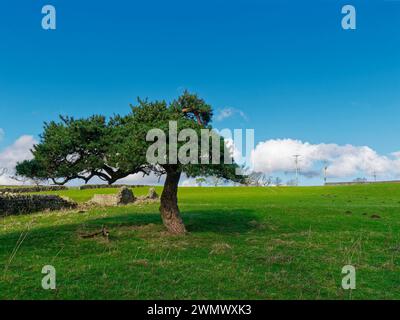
0, 185, 68, 194
0, 194, 77, 216
79, 184, 148, 190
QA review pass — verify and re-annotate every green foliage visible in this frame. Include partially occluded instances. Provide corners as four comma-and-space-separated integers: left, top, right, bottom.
15, 159, 47, 180
21, 115, 125, 185
114, 93, 243, 182
171, 90, 213, 125
18, 92, 243, 185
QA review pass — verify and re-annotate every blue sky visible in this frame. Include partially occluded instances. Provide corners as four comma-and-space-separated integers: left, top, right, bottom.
0, 0, 399, 185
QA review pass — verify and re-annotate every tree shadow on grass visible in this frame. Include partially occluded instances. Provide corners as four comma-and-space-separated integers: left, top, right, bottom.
183, 209, 261, 234
88, 208, 261, 234
0, 208, 263, 252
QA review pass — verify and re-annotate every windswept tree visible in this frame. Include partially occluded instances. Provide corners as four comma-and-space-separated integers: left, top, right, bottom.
110, 91, 243, 233
210, 176, 224, 187
16, 91, 243, 234
244, 172, 272, 186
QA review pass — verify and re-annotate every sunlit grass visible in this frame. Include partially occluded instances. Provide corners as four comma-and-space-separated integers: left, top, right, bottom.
1, 184, 399, 299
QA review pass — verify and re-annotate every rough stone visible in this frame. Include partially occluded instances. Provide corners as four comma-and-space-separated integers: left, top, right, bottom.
90, 194, 119, 206
116, 187, 135, 204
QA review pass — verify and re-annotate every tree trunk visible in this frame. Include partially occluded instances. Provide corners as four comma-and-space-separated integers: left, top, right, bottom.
160, 170, 187, 234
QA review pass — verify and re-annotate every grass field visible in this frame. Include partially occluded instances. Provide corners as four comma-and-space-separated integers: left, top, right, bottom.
1, 184, 399, 299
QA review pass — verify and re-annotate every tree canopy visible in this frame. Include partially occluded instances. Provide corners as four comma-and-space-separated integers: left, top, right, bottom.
16, 91, 244, 233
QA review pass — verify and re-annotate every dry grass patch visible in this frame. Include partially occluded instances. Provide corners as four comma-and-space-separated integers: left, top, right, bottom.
210, 242, 232, 255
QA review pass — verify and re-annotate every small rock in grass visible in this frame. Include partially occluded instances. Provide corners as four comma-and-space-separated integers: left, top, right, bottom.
371, 214, 381, 219
131, 259, 149, 267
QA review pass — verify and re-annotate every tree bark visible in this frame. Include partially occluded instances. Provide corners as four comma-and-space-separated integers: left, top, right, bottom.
160, 170, 187, 234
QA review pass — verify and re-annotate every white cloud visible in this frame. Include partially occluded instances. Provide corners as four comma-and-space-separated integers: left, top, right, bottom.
215, 108, 247, 122
0, 135, 37, 185
118, 172, 199, 187
117, 172, 164, 185
250, 139, 400, 179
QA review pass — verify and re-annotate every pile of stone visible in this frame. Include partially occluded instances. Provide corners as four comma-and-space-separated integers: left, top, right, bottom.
88, 187, 159, 207
89, 187, 136, 206
116, 186, 136, 204
146, 188, 159, 200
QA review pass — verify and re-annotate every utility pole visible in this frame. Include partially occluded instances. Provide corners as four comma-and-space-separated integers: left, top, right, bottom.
293, 155, 301, 186
372, 170, 377, 182
323, 161, 328, 185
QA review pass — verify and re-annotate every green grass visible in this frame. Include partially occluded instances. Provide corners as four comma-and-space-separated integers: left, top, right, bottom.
0, 185, 25, 188
1, 184, 399, 299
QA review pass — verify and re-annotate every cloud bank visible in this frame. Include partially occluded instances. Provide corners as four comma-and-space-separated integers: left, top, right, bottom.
251, 139, 400, 179
1, 133, 400, 185
0, 135, 36, 185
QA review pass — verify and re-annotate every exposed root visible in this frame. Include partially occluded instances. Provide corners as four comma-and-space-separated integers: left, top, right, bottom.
79, 225, 110, 240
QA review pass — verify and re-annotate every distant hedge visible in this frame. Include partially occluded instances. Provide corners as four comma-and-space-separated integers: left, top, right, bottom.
79, 184, 149, 190
0, 185, 68, 194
